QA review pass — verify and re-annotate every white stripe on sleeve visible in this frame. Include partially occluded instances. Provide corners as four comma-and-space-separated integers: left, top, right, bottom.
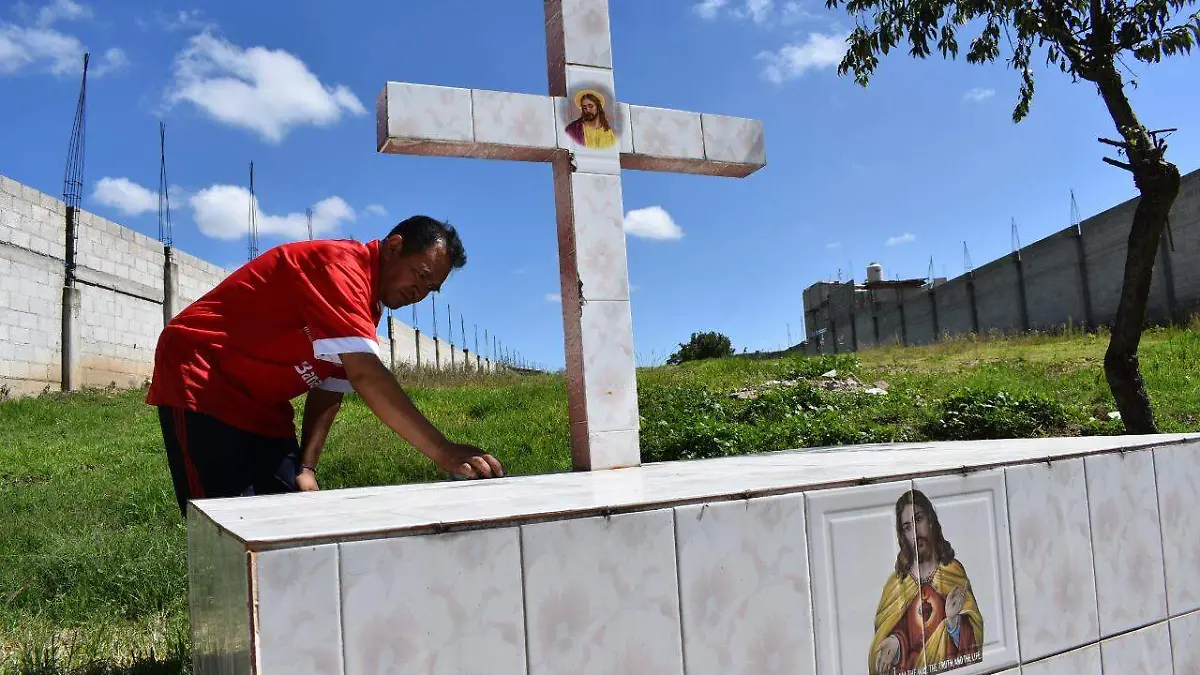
312, 336, 381, 365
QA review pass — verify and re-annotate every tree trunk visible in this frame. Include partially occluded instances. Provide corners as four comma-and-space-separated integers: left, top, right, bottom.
1092, 66, 1182, 434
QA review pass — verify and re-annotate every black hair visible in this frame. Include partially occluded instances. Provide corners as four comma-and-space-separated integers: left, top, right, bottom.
893, 488, 956, 576
387, 215, 467, 269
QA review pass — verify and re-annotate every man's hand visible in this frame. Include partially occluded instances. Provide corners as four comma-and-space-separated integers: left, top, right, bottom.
435, 442, 505, 479
296, 467, 320, 492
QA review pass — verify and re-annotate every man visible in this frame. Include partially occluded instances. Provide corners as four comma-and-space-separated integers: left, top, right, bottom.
146, 215, 504, 517
564, 90, 617, 149
869, 489, 983, 675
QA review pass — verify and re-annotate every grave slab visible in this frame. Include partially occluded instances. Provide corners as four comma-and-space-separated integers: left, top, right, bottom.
189, 433, 1200, 674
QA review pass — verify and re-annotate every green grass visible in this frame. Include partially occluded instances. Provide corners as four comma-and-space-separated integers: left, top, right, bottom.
3, 325, 1199, 673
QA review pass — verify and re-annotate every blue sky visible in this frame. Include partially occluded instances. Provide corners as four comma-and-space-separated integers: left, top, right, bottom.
2, 0, 1197, 369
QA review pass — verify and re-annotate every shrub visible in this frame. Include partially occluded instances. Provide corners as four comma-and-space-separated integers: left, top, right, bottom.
667, 331, 735, 365
923, 389, 1070, 440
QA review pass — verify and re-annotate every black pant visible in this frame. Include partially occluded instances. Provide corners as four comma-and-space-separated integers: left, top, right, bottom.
157, 407, 300, 517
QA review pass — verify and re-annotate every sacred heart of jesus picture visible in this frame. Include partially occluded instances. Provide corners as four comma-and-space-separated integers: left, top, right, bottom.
563, 82, 621, 151
806, 473, 1019, 675
868, 488, 984, 675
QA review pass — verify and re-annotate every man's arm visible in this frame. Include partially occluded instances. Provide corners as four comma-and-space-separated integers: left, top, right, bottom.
340, 352, 504, 479
296, 387, 344, 490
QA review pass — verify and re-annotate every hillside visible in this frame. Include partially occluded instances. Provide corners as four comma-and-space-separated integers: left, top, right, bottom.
2, 324, 1199, 673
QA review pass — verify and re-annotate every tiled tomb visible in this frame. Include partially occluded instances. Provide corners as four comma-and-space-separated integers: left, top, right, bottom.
189, 433, 1200, 674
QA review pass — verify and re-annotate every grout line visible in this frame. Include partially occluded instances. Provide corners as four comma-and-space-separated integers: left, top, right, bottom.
335, 544, 349, 675
1000, 467, 1025, 666
1081, 454, 1108, 671
799, 492, 820, 675
518, 525, 533, 675
1149, 448, 1174, 618
670, 507, 689, 675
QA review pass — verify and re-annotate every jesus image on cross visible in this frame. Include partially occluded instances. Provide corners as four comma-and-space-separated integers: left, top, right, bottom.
564, 89, 616, 149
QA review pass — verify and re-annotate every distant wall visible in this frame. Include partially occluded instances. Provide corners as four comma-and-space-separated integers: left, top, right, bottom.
803, 168, 1200, 351
0, 173, 504, 398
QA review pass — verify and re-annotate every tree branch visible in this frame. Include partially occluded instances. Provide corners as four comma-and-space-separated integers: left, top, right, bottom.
1103, 156, 1135, 171
1099, 136, 1131, 149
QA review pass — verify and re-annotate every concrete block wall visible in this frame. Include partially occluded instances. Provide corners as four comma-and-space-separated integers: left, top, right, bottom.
972, 255, 1024, 334
79, 285, 161, 388
387, 317, 499, 372
1021, 227, 1089, 331
1168, 174, 1200, 317
0, 176, 66, 259
934, 276, 974, 337
0, 243, 64, 395
174, 248, 228, 309
903, 292, 935, 346
875, 302, 904, 347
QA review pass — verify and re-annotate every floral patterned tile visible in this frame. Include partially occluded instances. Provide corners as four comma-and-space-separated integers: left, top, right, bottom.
380, 82, 473, 143
339, 528, 526, 675
1005, 459, 1099, 661
471, 90, 557, 149
578, 299, 638, 434
629, 105, 704, 160
701, 113, 766, 166
1020, 644, 1102, 675
1170, 610, 1200, 674
1098, 623, 1173, 673
560, 0, 613, 68
521, 509, 683, 675
674, 493, 815, 675
1153, 442, 1200, 615
569, 172, 629, 302
1084, 450, 1168, 636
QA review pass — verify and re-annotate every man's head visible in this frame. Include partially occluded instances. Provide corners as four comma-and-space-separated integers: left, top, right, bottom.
377, 215, 466, 310
579, 93, 609, 129
893, 489, 955, 575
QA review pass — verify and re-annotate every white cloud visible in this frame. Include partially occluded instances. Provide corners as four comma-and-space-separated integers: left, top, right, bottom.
733, 0, 775, 23
159, 9, 215, 32
166, 32, 367, 143
91, 177, 158, 216
826, 241, 842, 249
0, 1, 126, 77
189, 185, 356, 241
364, 204, 388, 217
693, 0, 731, 19
624, 206, 684, 240
757, 31, 847, 83
91, 47, 127, 75
781, 1, 819, 24
886, 232, 916, 246
36, 0, 91, 26
545, 292, 561, 303
964, 87, 996, 102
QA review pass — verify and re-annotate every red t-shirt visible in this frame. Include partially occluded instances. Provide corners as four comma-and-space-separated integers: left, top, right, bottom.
146, 239, 384, 438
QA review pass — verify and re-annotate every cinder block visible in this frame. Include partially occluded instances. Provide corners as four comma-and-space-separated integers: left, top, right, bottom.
12, 230, 31, 250
12, 197, 31, 218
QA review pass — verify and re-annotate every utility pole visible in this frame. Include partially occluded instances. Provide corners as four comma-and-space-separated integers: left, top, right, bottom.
247, 162, 259, 260
60, 52, 89, 392
306, 206, 314, 241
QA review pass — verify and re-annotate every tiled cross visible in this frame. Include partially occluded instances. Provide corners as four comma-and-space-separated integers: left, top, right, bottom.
376, 0, 766, 471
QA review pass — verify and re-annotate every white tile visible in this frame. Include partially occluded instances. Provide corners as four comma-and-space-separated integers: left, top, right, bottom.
561, 0, 613, 68
254, 545, 344, 674
579, 299, 638, 433
382, 82, 473, 143
570, 171, 630, 302
470, 89, 557, 149
587, 428, 640, 470
1099, 623, 1173, 673
521, 509, 683, 675
1170, 610, 1200, 674
1005, 459, 1099, 660
807, 480, 930, 675
701, 113, 766, 166
1021, 644, 1102, 675
339, 528, 526, 675
1085, 450, 1168, 636
675, 494, 815, 675
630, 105, 704, 160
1154, 442, 1200, 615
911, 470, 1019, 675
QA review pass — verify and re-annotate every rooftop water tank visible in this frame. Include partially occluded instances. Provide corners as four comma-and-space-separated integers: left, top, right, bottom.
867, 263, 883, 283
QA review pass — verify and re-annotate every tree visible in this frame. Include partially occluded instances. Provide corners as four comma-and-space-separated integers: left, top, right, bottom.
667, 331, 735, 365
826, 0, 1198, 433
